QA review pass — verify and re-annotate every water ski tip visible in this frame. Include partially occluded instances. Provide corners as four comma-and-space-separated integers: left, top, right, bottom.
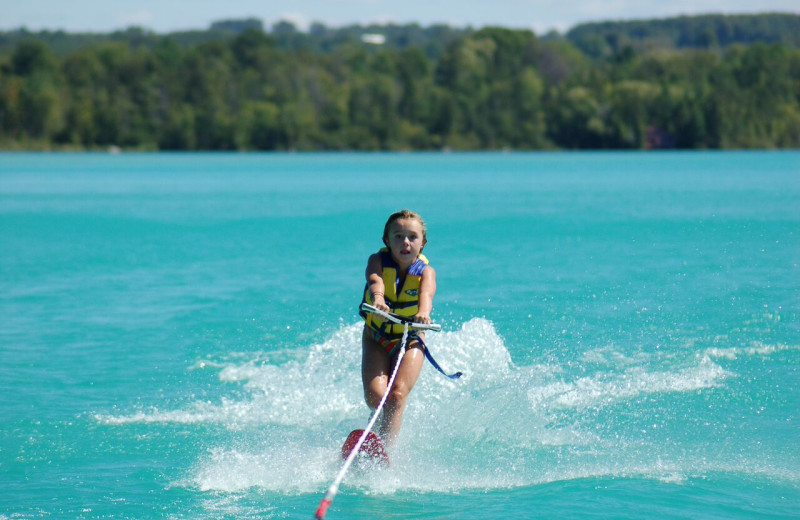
342, 429, 389, 466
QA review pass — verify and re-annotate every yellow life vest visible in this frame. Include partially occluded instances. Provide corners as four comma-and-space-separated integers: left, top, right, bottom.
361, 248, 429, 336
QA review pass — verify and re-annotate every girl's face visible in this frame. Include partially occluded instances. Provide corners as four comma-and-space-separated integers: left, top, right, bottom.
386, 218, 426, 269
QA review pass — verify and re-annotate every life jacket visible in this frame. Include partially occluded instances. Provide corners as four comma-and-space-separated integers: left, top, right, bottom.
361, 248, 429, 336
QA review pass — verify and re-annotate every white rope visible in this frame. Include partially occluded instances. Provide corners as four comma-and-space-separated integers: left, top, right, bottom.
314, 321, 410, 519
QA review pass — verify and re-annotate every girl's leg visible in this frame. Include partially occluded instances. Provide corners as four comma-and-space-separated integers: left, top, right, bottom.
362, 328, 391, 410
378, 340, 425, 445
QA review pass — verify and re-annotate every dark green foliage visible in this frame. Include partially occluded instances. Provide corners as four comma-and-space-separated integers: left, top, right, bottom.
568, 13, 800, 58
0, 15, 798, 150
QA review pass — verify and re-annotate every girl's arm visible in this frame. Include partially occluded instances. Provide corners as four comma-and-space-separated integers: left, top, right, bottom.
415, 265, 436, 324
366, 253, 390, 312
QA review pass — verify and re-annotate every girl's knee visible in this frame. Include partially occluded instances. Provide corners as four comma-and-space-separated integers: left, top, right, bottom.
364, 385, 385, 409
387, 386, 409, 406
365, 385, 409, 410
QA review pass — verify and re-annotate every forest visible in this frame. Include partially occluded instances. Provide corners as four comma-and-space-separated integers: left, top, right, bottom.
1, 13, 798, 151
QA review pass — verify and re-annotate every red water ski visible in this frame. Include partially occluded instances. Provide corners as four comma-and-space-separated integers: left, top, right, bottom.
341, 429, 389, 466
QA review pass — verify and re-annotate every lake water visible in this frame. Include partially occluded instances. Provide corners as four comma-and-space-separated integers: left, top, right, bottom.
1, 151, 798, 519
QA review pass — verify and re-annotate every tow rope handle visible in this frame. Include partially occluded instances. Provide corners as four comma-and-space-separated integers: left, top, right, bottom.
359, 303, 442, 332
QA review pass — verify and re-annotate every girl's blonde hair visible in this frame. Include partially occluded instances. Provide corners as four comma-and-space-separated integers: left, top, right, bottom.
382, 209, 427, 248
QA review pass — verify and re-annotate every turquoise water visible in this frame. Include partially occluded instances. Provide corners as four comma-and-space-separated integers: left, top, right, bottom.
1, 151, 798, 519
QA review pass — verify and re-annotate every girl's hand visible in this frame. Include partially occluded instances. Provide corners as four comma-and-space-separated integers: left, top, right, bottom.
413, 313, 431, 325
372, 296, 390, 314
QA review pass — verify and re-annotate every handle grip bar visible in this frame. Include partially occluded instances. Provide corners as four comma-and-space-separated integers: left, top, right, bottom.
360, 303, 442, 332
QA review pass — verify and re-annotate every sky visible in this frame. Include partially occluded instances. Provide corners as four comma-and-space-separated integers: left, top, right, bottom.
2, 0, 798, 35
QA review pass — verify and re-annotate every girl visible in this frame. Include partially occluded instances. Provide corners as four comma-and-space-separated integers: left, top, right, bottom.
360, 209, 435, 446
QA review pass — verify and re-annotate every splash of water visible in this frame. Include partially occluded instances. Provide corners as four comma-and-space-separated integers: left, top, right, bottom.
97, 318, 796, 494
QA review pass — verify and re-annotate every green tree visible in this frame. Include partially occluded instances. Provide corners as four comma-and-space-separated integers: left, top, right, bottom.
546, 86, 606, 148
159, 103, 196, 150
12, 40, 56, 75
605, 80, 660, 148
236, 100, 282, 150
60, 49, 103, 145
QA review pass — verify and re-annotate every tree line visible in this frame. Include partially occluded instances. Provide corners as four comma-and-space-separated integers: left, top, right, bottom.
566, 13, 800, 58
1, 15, 799, 151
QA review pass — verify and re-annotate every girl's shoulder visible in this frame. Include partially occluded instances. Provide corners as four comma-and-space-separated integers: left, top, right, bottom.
413, 258, 434, 278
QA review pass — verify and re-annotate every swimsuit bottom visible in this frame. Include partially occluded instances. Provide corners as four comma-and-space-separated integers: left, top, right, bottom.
366, 325, 423, 357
